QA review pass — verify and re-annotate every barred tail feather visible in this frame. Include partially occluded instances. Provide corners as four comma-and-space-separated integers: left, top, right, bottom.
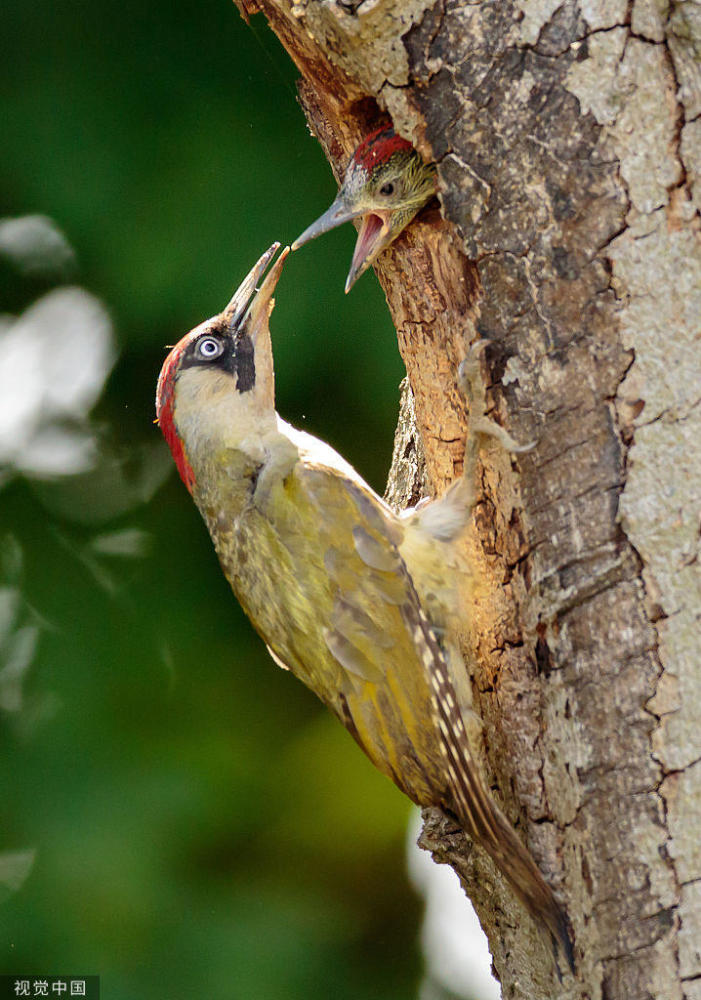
424, 624, 575, 972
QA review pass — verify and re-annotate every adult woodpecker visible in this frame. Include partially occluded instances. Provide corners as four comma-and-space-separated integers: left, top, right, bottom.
155, 244, 574, 973
292, 125, 437, 292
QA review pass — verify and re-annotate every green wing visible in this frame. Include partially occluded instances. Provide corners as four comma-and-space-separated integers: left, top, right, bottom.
249, 459, 448, 805
227, 451, 574, 965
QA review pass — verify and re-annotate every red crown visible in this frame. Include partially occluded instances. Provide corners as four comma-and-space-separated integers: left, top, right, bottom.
351, 125, 412, 172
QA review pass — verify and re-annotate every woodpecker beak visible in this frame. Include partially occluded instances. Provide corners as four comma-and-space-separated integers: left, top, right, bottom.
344, 212, 392, 293
224, 242, 283, 330
292, 197, 393, 294
291, 196, 364, 251
241, 244, 290, 333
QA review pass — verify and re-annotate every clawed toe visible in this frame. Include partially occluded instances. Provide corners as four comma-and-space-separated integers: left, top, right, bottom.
458, 341, 537, 455
457, 339, 490, 398
472, 417, 536, 454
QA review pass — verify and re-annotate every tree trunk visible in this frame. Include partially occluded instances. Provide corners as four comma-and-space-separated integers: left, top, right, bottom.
235, 1, 701, 996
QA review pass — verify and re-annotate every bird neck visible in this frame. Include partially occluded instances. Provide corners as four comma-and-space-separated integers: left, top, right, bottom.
173, 370, 276, 479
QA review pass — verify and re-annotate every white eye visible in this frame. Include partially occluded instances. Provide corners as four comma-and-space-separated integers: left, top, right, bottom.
197, 336, 224, 360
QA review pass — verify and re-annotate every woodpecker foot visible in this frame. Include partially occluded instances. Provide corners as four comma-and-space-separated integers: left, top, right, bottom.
458, 341, 535, 456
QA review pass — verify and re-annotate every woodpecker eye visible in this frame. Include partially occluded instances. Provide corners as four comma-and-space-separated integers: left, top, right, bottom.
196, 336, 224, 360
379, 182, 395, 196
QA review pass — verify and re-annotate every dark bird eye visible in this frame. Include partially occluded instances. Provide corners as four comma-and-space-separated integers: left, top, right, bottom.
197, 337, 224, 360
379, 182, 395, 196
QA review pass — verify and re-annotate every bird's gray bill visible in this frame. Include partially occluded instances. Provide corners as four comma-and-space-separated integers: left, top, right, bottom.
292, 197, 364, 251
225, 243, 280, 331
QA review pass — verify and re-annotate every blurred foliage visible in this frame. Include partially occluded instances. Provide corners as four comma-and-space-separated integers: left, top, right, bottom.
0, 0, 420, 997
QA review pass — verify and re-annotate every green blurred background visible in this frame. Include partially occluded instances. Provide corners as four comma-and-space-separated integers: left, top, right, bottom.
0, 1, 421, 996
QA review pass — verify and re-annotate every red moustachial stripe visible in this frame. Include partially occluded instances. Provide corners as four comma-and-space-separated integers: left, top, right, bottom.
156, 345, 196, 493
351, 125, 412, 172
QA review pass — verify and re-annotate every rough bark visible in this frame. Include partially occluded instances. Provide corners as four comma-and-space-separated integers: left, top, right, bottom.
235, 1, 701, 997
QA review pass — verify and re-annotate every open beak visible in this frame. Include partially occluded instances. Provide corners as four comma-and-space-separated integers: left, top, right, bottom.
244, 245, 290, 333
292, 197, 392, 294
224, 242, 290, 336
344, 212, 392, 293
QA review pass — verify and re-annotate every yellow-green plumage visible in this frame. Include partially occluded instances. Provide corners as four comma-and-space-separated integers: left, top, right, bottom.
195, 439, 449, 804
156, 245, 574, 973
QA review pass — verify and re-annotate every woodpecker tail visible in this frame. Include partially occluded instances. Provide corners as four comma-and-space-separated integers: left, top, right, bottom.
470, 785, 575, 976
424, 622, 575, 973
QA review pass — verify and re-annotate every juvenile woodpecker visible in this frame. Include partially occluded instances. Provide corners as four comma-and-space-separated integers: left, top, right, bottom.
292, 125, 437, 292
155, 245, 574, 972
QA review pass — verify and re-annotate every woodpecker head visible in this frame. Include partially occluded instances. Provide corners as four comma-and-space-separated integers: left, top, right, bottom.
155, 243, 288, 492
292, 125, 437, 292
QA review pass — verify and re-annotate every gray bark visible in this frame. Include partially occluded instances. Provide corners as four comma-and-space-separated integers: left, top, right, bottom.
236, 1, 701, 997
